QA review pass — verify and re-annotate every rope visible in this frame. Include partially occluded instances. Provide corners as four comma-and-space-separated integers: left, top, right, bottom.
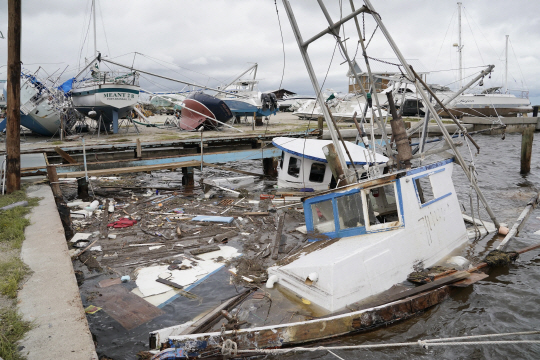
234, 330, 540, 355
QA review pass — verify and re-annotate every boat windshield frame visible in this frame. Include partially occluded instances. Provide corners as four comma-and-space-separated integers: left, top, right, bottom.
304, 178, 404, 241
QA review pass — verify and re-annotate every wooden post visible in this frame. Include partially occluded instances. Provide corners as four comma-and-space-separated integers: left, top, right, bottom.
317, 116, 323, 139
323, 143, 349, 187
182, 167, 194, 187
263, 157, 278, 178
6, 0, 21, 193
252, 112, 256, 131
520, 126, 534, 174
255, 116, 264, 127
272, 214, 285, 260
135, 138, 142, 158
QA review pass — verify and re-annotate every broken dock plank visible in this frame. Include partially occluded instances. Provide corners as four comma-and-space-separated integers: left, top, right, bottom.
54, 146, 78, 164
54, 160, 201, 178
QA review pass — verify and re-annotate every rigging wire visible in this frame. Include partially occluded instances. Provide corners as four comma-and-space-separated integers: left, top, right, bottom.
434, 8, 456, 69
509, 39, 528, 91
462, 8, 485, 66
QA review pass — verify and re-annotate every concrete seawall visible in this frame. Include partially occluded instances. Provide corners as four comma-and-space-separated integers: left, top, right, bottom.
18, 185, 97, 360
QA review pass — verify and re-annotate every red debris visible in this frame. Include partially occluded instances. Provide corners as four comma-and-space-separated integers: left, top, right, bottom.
107, 218, 138, 228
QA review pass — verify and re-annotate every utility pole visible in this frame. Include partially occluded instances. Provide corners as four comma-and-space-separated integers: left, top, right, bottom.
6, 0, 21, 193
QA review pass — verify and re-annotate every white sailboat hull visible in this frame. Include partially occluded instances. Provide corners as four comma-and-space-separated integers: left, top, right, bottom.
72, 83, 139, 121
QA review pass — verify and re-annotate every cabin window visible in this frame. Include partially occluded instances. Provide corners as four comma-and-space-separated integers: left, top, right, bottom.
412, 168, 451, 207
365, 183, 400, 226
310, 199, 335, 233
414, 176, 434, 204
309, 163, 326, 183
287, 156, 301, 178
336, 192, 365, 229
280, 151, 285, 169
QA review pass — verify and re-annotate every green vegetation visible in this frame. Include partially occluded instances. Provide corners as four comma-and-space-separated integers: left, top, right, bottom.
0, 190, 39, 249
0, 189, 38, 360
50, 141, 63, 145
111, 138, 131, 143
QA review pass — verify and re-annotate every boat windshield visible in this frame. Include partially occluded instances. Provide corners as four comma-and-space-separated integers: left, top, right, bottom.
310, 199, 335, 233
336, 191, 365, 229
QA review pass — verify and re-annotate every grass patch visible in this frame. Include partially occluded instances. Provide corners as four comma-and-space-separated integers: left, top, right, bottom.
0, 308, 33, 360
0, 258, 29, 299
0, 191, 39, 249
111, 138, 131, 143
158, 135, 180, 140
50, 141, 63, 145
0, 188, 39, 360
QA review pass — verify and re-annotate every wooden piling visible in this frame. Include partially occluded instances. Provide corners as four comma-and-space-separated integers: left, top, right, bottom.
520, 126, 534, 174
272, 214, 285, 260
323, 143, 349, 187
255, 116, 264, 127
136, 138, 142, 158
6, 0, 21, 193
263, 157, 278, 178
181, 167, 194, 187
317, 116, 324, 139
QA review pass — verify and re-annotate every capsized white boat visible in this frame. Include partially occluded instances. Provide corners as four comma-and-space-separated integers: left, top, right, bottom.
1, 71, 66, 136
273, 137, 388, 191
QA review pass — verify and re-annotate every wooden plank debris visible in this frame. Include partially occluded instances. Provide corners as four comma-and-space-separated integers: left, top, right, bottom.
94, 285, 164, 330
54, 146, 78, 164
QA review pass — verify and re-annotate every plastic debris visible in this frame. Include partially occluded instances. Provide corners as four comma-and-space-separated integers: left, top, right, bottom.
107, 218, 138, 228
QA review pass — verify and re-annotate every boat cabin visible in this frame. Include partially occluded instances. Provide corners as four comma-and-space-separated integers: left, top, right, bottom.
267, 158, 469, 312
272, 137, 388, 191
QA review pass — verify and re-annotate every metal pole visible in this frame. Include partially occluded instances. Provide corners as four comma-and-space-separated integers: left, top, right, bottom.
457, 2, 463, 89
200, 130, 204, 172
362, 0, 500, 229
92, 0, 97, 57
317, 0, 393, 159
419, 94, 432, 154
82, 137, 88, 180
6, 0, 21, 193
282, 0, 349, 172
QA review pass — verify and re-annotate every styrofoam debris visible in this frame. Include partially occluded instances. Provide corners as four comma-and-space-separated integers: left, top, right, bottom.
71, 232, 92, 243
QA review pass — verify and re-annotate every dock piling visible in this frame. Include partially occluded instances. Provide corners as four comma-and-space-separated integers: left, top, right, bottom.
520, 126, 534, 174
182, 167, 194, 187
263, 157, 279, 178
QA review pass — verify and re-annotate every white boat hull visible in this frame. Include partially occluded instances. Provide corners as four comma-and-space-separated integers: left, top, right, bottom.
268, 159, 468, 312
72, 83, 139, 122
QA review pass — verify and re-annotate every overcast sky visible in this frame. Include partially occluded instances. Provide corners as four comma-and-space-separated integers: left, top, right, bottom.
1, 0, 539, 105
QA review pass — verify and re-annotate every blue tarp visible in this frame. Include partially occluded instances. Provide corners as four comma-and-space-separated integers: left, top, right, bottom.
58, 78, 74, 93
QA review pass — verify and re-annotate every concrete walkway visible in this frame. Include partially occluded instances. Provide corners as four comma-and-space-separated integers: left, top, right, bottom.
18, 185, 97, 360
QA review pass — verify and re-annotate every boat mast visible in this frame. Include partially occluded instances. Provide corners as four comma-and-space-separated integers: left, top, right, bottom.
457, 2, 463, 89
281, 0, 350, 172
504, 35, 509, 94
92, 0, 97, 58
362, 0, 500, 229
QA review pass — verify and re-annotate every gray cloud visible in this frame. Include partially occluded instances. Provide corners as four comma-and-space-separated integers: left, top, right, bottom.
0, 1, 538, 104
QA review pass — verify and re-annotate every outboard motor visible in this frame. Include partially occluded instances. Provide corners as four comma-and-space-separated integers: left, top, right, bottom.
269, 93, 278, 111
261, 93, 271, 111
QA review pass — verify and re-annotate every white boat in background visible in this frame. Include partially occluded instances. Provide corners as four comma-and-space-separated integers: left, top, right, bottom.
273, 136, 388, 191
70, 0, 140, 132
215, 63, 278, 118
277, 93, 315, 111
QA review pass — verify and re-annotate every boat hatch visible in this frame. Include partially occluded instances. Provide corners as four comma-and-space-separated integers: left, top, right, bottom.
304, 180, 403, 240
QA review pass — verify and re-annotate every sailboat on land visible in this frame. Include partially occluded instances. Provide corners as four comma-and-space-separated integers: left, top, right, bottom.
70, 0, 140, 131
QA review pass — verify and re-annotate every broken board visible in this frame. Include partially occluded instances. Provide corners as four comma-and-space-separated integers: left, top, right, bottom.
94, 285, 164, 330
